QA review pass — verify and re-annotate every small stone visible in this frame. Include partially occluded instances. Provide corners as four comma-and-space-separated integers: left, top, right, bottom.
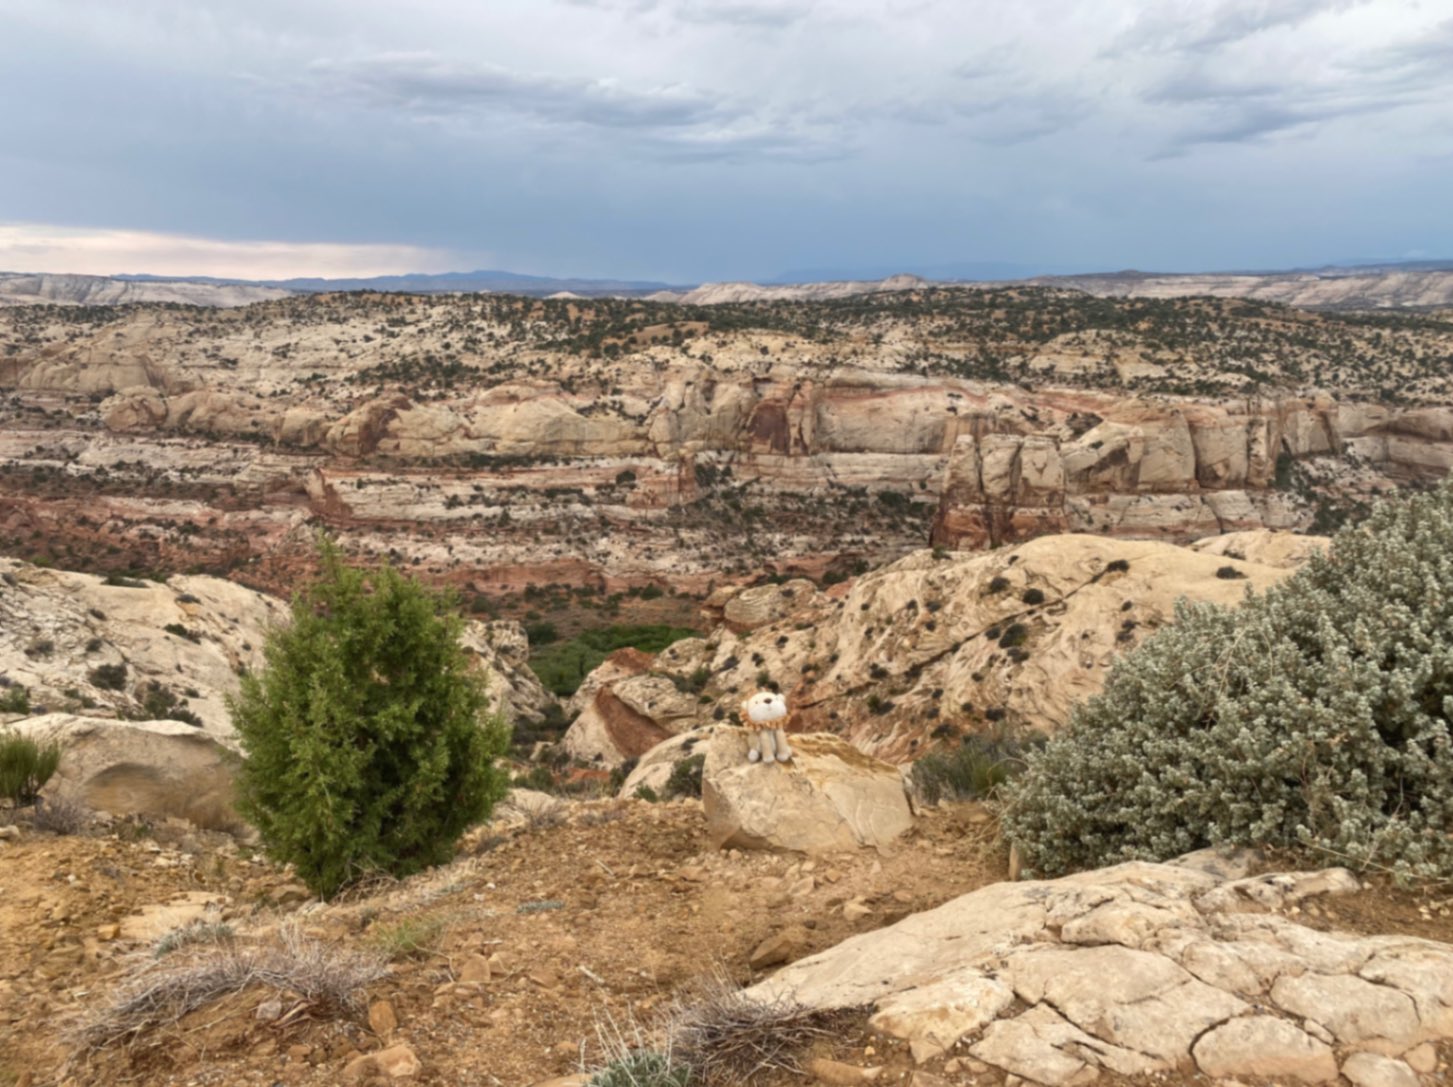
368, 999, 398, 1038
909, 1073, 948, 1087
96, 923, 120, 942
255, 998, 284, 1022
843, 899, 873, 921
749, 927, 808, 971
273, 883, 311, 906
0, 825, 20, 840
1402, 1044, 1436, 1074
343, 1043, 420, 1082
458, 954, 492, 984
1341, 1052, 1419, 1087
805, 1057, 882, 1085
287, 1044, 313, 1062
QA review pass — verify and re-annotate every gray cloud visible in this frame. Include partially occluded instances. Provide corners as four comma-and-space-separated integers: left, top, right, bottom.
308, 53, 730, 130
1114, 0, 1364, 54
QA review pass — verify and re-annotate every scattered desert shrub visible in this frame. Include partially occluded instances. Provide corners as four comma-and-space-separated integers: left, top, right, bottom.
912, 727, 1038, 804
664, 754, 706, 800
1021, 587, 1045, 606
30, 792, 90, 834
0, 683, 30, 714
229, 539, 510, 897
0, 730, 62, 806
664, 972, 834, 1085
1005, 481, 1453, 881
985, 575, 1010, 594
368, 915, 445, 961
1214, 564, 1247, 579
73, 925, 386, 1052
88, 662, 128, 690
588, 1050, 690, 1087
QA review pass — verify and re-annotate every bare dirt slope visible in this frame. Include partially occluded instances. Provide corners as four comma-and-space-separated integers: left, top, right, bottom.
1, 799, 1449, 1087
0, 798, 1003, 1087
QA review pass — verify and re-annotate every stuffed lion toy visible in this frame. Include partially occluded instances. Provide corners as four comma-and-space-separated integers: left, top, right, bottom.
740, 689, 794, 764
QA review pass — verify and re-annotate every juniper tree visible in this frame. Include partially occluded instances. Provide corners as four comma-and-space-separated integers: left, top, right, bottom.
229, 540, 509, 896
1004, 479, 1453, 881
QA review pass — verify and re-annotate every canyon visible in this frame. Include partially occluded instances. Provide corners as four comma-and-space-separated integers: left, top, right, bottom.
1, 287, 1450, 602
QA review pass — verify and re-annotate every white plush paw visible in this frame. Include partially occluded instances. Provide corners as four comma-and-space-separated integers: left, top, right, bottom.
747, 748, 762, 763
776, 750, 793, 762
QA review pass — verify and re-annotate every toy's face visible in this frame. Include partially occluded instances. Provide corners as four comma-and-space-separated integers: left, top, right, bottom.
743, 690, 788, 724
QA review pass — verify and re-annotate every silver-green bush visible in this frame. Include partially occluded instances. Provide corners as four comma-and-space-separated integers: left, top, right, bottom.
1004, 480, 1453, 881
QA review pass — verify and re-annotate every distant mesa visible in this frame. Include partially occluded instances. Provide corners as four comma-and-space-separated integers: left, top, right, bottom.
4, 258, 1453, 309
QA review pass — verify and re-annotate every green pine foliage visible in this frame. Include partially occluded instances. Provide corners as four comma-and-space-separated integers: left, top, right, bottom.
228, 541, 509, 897
1005, 480, 1453, 882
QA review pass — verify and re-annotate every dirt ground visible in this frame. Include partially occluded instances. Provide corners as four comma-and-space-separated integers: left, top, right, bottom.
0, 801, 1448, 1087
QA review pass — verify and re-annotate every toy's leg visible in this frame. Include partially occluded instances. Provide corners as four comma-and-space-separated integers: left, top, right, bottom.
747, 730, 762, 762
772, 728, 792, 762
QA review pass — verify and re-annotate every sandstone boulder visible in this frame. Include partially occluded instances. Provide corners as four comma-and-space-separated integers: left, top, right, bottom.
701, 731, 913, 853
618, 726, 724, 798
13, 714, 240, 828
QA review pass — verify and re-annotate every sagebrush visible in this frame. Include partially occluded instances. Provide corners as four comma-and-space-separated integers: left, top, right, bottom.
228, 539, 510, 897
0, 730, 62, 806
1004, 481, 1453, 881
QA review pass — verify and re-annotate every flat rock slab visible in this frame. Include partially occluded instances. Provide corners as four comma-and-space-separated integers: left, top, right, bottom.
745, 858, 1453, 1082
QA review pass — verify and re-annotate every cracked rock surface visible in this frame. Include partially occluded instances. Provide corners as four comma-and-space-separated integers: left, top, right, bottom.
747, 855, 1453, 1085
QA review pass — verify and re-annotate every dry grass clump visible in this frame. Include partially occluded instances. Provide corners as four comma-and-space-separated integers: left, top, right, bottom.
663, 972, 835, 1084
72, 924, 386, 1054
29, 792, 92, 835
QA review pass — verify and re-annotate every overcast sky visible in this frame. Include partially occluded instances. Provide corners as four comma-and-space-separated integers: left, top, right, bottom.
0, 0, 1449, 282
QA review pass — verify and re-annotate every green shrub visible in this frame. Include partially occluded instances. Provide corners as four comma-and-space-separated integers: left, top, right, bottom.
1004, 482, 1453, 881
524, 621, 559, 646
588, 1050, 690, 1087
528, 624, 699, 697
0, 730, 62, 806
985, 575, 1010, 594
0, 684, 30, 715
997, 623, 1030, 649
664, 753, 706, 799
1021, 588, 1045, 606
912, 728, 1037, 804
369, 915, 445, 961
88, 662, 128, 690
228, 540, 510, 897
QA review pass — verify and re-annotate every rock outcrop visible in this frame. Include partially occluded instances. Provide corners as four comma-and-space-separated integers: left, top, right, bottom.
748, 857, 1453, 1084
13, 714, 240, 827
701, 730, 914, 852
570, 531, 1319, 763
0, 556, 555, 738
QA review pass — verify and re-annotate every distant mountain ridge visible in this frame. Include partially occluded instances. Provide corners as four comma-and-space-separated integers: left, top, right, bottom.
3, 258, 1452, 310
